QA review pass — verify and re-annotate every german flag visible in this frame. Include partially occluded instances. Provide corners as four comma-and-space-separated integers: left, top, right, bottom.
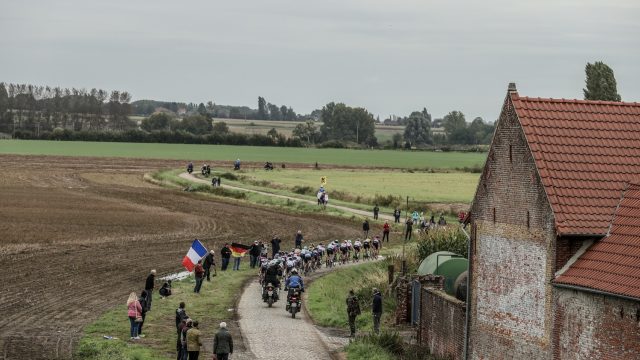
230, 242, 251, 257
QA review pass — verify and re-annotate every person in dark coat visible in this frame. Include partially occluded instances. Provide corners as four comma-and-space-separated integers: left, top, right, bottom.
405, 218, 413, 241
294, 230, 303, 249
363, 219, 370, 238
249, 241, 261, 268
373, 205, 379, 220
176, 317, 189, 360
372, 288, 383, 334
393, 209, 401, 223
138, 290, 150, 336
203, 250, 216, 281
213, 321, 234, 360
270, 236, 281, 257
346, 289, 361, 337
220, 244, 231, 271
175, 302, 187, 332
145, 269, 156, 311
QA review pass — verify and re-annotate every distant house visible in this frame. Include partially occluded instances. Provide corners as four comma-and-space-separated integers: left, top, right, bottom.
467, 83, 640, 359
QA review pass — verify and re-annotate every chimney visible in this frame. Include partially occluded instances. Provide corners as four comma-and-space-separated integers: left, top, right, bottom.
508, 82, 517, 93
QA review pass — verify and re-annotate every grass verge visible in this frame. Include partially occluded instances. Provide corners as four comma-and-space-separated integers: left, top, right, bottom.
76, 268, 253, 359
306, 259, 396, 332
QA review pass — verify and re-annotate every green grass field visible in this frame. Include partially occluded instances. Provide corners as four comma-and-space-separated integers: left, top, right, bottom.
238, 168, 478, 204
77, 268, 253, 360
0, 140, 486, 169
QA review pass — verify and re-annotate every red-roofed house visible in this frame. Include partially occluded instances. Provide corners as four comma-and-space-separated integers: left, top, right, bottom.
467, 83, 640, 359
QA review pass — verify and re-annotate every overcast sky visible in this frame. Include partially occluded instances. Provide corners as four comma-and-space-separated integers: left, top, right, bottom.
1, 0, 639, 120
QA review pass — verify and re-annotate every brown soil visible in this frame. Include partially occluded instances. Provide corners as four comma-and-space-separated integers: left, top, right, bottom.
0, 155, 360, 359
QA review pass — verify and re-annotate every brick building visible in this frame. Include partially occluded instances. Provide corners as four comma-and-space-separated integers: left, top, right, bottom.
467, 84, 640, 359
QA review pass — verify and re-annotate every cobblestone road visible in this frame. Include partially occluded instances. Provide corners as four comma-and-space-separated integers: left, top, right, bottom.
238, 277, 334, 360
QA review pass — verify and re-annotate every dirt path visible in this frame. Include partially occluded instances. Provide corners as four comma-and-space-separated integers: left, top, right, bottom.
179, 172, 394, 221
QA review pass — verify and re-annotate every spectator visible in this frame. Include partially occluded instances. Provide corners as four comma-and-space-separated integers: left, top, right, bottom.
393, 208, 401, 223
180, 319, 193, 360
138, 290, 150, 337
429, 215, 436, 226
175, 302, 188, 333
373, 204, 379, 220
145, 269, 156, 310
249, 241, 261, 268
405, 218, 414, 241
127, 292, 142, 340
362, 219, 370, 238
438, 215, 447, 226
295, 230, 304, 249
220, 244, 231, 271
271, 236, 281, 257
232, 249, 242, 271
203, 250, 216, 281
193, 260, 205, 293
187, 320, 203, 360
213, 322, 234, 360
346, 289, 361, 338
176, 317, 189, 360
159, 280, 172, 298
372, 288, 383, 334
382, 220, 390, 242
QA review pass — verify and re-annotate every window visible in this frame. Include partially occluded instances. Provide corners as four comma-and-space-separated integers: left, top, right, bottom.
527, 211, 530, 228
493, 207, 496, 223
509, 144, 513, 163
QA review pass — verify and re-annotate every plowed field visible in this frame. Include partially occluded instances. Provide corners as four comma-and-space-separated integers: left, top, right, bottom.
0, 155, 358, 359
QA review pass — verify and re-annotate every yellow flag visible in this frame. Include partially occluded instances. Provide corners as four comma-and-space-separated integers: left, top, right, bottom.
320, 176, 327, 186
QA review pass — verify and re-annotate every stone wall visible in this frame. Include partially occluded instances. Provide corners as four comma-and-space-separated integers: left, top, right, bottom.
395, 275, 443, 325
468, 92, 557, 359
553, 288, 640, 360
419, 289, 466, 360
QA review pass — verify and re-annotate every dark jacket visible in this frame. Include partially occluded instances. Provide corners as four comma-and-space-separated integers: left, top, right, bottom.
145, 274, 155, 291
295, 233, 303, 245
373, 206, 379, 214
221, 246, 232, 259
250, 244, 261, 257
372, 292, 383, 314
346, 295, 361, 317
203, 253, 215, 269
271, 238, 281, 252
213, 328, 234, 354
363, 221, 370, 231
175, 308, 187, 329
139, 292, 149, 313
394, 210, 401, 218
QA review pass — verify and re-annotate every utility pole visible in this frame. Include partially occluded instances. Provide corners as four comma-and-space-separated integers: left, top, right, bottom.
402, 195, 409, 275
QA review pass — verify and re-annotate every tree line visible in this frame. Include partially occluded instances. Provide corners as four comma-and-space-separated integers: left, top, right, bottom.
0, 82, 134, 135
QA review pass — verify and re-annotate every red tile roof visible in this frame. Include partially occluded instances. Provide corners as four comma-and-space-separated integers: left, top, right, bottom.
554, 183, 640, 300
512, 93, 640, 235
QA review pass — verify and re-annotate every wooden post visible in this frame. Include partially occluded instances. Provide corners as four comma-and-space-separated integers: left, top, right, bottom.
388, 264, 395, 284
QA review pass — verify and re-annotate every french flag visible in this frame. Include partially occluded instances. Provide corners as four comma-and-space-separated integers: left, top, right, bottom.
182, 239, 208, 272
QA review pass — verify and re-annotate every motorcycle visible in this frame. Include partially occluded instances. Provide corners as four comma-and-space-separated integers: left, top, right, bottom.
263, 283, 278, 307
286, 287, 302, 318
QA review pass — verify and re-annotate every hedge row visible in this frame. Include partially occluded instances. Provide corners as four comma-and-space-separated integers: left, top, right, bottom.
12, 129, 304, 147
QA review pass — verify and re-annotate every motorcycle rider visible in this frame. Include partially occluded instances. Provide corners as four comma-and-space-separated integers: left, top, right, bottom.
285, 269, 304, 297
263, 261, 281, 301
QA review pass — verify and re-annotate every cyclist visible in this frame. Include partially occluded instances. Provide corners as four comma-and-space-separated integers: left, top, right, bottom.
372, 236, 380, 258
363, 238, 371, 260
353, 239, 362, 262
